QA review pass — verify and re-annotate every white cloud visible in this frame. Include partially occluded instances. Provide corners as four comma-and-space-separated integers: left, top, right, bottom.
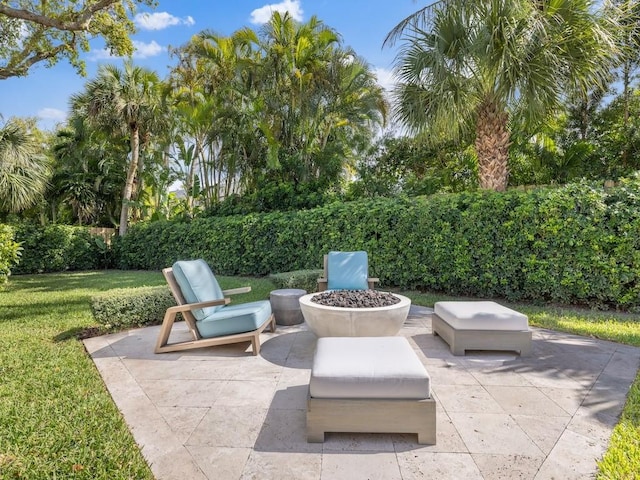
88, 41, 164, 61
374, 67, 396, 94
135, 12, 195, 30
87, 48, 115, 61
250, 0, 303, 24
37, 108, 66, 122
132, 40, 164, 59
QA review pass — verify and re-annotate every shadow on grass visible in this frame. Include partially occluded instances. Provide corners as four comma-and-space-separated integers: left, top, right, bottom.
53, 326, 103, 342
10, 270, 166, 293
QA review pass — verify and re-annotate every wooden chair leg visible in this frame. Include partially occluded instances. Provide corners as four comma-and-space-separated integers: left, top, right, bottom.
251, 333, 260, 356
155, 310, 177, 353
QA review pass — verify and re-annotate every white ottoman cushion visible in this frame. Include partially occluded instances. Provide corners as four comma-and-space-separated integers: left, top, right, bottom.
310, 337, 430, 399
434, 301, 528, 331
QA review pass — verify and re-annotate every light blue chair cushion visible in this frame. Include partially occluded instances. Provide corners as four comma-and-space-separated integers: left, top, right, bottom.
197, 300, 273, 338
327, 251, 369, 290
172, 259, 224, 321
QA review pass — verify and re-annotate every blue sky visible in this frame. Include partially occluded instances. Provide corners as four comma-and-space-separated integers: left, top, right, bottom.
1, 0, 423, 131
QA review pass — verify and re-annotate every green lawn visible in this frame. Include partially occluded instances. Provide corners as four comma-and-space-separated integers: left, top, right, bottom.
1, 271, 638, 479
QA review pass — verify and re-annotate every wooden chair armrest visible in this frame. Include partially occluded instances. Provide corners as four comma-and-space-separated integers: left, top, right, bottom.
317, 278, 328, 292
167, 298, 230, 314
222, 286, 251, 296
368, 277, 380, 283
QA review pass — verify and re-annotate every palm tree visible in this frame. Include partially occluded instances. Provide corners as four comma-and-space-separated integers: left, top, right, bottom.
0, 119, 51, 213
257, 12, 387, 186
50, 116, 126, 225
70, 61, 163, 235
388, 0, 617, 190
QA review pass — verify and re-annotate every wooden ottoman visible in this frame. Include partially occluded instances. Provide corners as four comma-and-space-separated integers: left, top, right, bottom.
307, 336, 436, 444
432, 301, 532, 356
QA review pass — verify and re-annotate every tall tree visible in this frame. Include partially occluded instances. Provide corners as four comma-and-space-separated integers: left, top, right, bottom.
70, 61, 163, 235
0, 118, 51, 213
612, 0, 640, 164
0, 0, 154, 79
387, 0, 617, 191
50, 115, 126, 225
169, 13, 387, 211
256, 12, 386, 188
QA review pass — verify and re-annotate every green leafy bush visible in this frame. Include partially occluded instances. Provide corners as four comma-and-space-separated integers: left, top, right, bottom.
90, 285, 177, 330
269, 269, 324, 293
115, 180, 640, 310
11, 223, 107, 274
0, 224, 21, 284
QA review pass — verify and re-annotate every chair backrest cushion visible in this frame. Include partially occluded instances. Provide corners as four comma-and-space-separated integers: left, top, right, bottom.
327, 251, 369, 290
172, 259, 224, 320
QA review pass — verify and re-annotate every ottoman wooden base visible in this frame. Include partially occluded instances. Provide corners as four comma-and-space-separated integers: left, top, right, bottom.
307, 392, 436, 444
432, 313, 532, 356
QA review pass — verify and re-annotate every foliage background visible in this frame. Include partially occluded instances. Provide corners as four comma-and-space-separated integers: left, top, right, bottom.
52, 179, 635, 311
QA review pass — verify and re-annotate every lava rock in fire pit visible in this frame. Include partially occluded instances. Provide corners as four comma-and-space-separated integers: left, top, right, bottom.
311, 289, 400, 308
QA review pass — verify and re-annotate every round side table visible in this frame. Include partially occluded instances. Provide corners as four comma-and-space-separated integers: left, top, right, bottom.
270, 288, 307, 326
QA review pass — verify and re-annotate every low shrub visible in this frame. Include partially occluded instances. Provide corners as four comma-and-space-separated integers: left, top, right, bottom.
0, 224, 21, 284
269, 269, 324, 293
91, 286, 177, 330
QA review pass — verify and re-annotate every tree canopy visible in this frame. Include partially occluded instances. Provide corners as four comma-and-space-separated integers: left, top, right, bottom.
0, 0, 154, 80
389, 0, 617, 191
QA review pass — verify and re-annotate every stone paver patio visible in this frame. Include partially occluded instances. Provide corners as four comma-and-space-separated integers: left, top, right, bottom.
84, 306, 640, 480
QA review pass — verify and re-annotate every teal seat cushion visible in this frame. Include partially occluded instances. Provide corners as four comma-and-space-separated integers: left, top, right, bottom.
327, 251, 369, 290
172, 259, 224, 321
196, 300, 272, 338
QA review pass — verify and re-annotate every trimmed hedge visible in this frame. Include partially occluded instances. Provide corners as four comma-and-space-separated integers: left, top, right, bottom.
10, 223, 108, 274
91, 286, 176, 330
269, 269, 324, 293
116, 180, 640, 311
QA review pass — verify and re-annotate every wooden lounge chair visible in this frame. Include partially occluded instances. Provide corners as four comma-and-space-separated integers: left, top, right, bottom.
156, 259, 275, 355
317, 251, 379, 291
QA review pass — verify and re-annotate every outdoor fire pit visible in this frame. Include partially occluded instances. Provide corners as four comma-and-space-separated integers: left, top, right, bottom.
299, 290, 411, 337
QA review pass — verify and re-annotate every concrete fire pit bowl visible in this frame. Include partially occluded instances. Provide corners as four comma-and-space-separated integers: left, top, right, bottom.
299, 292, 411, 337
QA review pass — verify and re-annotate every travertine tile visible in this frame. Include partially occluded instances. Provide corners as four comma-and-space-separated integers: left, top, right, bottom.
157, 406, 209, 443
241, 451, 321, 480
187, 445, 250, 480
397, 451, 483, 480
138, 379, 227, 407
472, 453, 544, 480
85, 314, 640, 480
485, 385, 570, 417
449, 413, 544, 456
567, 409, 618, 445
214, 379, 277, 409
538, 386, 589, 416
433, 384, 504, 413
470, 368, 534, 387
123, 357, 239, 380
516, 368, 585, 390
253, 408, 321, 453
186, 406, 267, 448
601, 350, 640, 381
427, 366, 482, 386
321, 452, 401, 480
534, 429, 606, 480
511, 414, 569, 455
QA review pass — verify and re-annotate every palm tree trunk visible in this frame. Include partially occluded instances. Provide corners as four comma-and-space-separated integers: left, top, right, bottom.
119, 126, 140, 236
475, 98, 510, 191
